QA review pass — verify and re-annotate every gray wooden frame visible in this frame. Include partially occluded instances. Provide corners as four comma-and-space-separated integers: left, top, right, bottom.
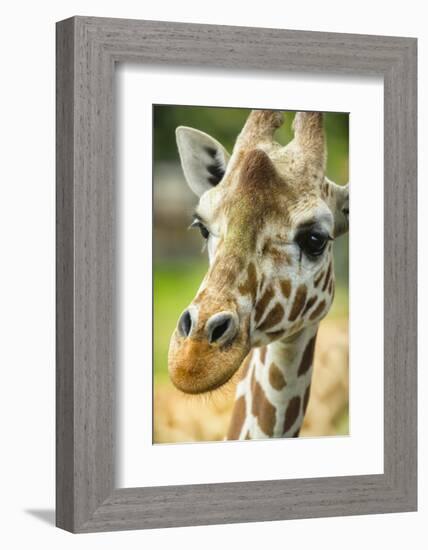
56, 16, 417, 533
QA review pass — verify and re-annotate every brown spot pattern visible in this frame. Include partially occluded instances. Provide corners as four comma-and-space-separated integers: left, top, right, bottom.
322, 263, 332, 292
301, 295, 317, 316
239, 353, 252, 381
227, 395, 246, 439
314, 270, 325, 288
263, 240, 291, 266
251, 365, 256, 390
266, 329, 285, 341
254, 285, 275, 324
288, 319, 304, 335
309, 300, 326, 321
271, 248, 291, 265
302, 384, 311, 415
252, 378, 276, 437
283, 396, 301, 434
257, 303, 285, 331
238, 263, 257, 303
292, 429, 300, 438
269, 362, 286, 390
288, 284, 307, 321
259, 346, 267, 364
280, 279, 292, 299
297, 336, 317, 376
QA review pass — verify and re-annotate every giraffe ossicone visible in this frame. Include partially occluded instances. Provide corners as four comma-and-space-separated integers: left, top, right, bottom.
168, 110, 349, 439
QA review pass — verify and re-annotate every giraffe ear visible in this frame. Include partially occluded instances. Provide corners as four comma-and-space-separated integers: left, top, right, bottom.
176, 126, 230, 197
327, 179, 349, 237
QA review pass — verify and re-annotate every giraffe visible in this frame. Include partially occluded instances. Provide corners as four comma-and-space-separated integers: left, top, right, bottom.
167, 110, 349, 439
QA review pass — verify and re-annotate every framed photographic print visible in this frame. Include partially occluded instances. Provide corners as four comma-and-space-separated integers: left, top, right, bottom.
56, 17, 417, 532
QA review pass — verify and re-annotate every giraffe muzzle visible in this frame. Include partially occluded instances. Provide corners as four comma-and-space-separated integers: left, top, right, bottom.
168, 307, 250, 394
178, 308, 238, 347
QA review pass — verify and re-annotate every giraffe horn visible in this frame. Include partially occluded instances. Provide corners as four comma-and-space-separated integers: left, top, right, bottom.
234, 110, 284, 151
292, 112, 326, 169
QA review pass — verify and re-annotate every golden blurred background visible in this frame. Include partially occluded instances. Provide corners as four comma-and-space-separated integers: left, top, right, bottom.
153, 106, 349, 443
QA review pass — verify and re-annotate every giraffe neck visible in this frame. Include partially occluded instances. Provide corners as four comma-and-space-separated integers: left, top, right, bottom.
227, 325, 318, 439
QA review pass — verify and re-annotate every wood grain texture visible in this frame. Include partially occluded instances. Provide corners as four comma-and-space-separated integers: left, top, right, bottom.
56, 16, 417, 533
56, 17, 75, 532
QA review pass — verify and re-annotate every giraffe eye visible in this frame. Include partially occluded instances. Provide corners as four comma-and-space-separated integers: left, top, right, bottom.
295, 230, 330, 258
190, 218, 210, 240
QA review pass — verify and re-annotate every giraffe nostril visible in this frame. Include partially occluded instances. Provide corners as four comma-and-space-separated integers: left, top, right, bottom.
207, 312, 237, 345
178, 309, 192, 337
210, 319, 231, 342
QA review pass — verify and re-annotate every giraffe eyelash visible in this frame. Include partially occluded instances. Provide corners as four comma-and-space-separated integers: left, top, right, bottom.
189, 218, 210, 240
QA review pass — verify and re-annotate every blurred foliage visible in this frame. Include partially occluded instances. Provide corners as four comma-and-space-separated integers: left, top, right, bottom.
153, 105, 349, 185
334, 407, 349, 436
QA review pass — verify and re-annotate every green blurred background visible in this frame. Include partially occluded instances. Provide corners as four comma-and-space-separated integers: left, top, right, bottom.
153, 106, 349, 386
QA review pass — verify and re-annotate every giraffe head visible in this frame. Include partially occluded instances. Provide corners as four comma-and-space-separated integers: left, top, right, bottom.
168, 110, 349, 394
